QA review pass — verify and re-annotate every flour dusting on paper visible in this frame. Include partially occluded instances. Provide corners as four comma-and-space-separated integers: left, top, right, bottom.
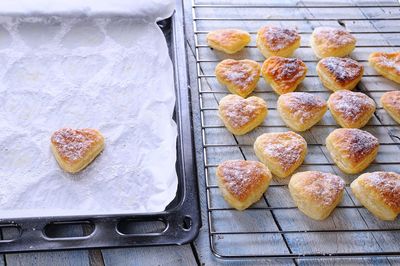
0, 0, 177, 218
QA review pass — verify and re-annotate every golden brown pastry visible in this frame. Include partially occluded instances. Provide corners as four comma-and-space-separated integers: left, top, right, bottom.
328, 90, 376, 128
206, 29, 251, 54
218, 94, 267, 135
51, 128, 105, 173
369, 51, 400, 84
311, 27, 356, 58
316, 57, 364, 91
256, 26, 300, 58
261, 56, 307, 95
289, 171, 345, 220
277, 92, 327, 131
254, 131, 307, 178
216, 160, 272, 210
215, 59, 261, 98
325, 128, 379, 174
351, 171, 400, 221
381, 91, 400, 124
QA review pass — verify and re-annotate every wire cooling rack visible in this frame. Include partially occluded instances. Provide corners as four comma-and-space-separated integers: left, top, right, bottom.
191, 0, 400, 259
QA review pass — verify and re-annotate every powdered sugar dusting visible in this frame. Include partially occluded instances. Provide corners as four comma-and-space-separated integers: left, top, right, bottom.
381, 91, 400, 115
329, 90, 375, 122
280, 92, 326, 123
217, 160, 269, 200
313, 27, 356, 48
217, 59, 259, 91
259, 132, 306, 171
260, 26, 299, 51
320, 57, 363, 84
364, 172, 400, 211
372, 52, 400, 75
51, 128, 102, 162
267, 57, 306, 82
219, 95, 266, 128
300, 171, 345, 206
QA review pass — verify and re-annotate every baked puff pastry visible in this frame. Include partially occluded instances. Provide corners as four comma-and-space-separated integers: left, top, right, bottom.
254, 131, 307, 178
277, 92, 327, 132
218, 94, 268, 135
328, 90, 376, 128
326, 128, 379, 174
216, 160, 272, 210
369, 51, 400, 84
207, 29, 251, 54
351, 171, 400, 221
261, 56, 307, 95
289, 171, 345, 220
215, 59, 261, 98
316, 57, 364, 92
311, 27, 356, 58
256, 26, 300, 58
381, 91, 400, 124
51, 128, 104, 173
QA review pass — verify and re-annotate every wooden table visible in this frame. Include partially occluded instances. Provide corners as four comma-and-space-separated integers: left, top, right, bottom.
2, 0, 400, 265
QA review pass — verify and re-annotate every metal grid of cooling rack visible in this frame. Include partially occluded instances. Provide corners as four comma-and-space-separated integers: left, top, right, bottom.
191, 0, 400, 260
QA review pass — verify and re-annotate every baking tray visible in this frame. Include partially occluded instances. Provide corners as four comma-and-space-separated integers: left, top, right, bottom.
0, 1, 200, 253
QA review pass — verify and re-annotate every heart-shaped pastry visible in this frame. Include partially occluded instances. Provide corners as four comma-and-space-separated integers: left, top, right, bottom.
311, 27, 356, 58
254, 131, 307, 178
351, 171, 400, 221
261, 56, 307, 95
207, 29, 251, 54
218, 94, 267, 135
328, 90, 376, 128
216, 160, 272, 210
277, 92, 327, 131
215, 59, 261, 98
326, 128, 379, 174
289, 171, 345, 220
369, 51, 400, 84
256, 26, 300, 58
51, 128, 104, 173
381, 91, 400, 124
316, 57, 364, 91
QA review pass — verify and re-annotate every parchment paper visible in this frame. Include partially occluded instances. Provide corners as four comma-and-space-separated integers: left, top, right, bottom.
0, 0, 177, 218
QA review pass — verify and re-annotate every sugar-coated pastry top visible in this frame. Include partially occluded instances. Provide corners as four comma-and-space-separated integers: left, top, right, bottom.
318, 57, 363, 85
357, 172, 400, 213
219, 95, 267, 129
381, 91, 400, 116
51, 128, 104, 163
255, 131, 307, 172
328, 90, 376, 124
290, 171, 345, 206
207, 29, 251, 54
217, 160, 271, 201
278, 92, 327, 124
369, 52, 400, 76
312, 27, 356, 50
257, 26, 300, 52
327, 128, 379, 165
215, 59, 260, 96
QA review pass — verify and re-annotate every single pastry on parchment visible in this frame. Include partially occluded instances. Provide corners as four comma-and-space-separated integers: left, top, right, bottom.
381, 91, 400, 124
215, 59, 260, 98
289, 171, 345, 220
325, 128, 379, 174
51, 128, 104, 173
218, 94, 268, 135
351, 171, 400, 221
311, 27, 356, 58
256, 26, 300, 58
216, 160, 272, 211
207, 29, 251, 54
277, 92, 327, 132
368, 51, 400, 84
261, 56, 307, 95
254, 131, 307, 178
316, 57, 364, 92
328, 90, 376, 128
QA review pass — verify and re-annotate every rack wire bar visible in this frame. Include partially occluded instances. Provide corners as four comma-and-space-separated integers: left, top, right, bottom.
191, 0, 400, 260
